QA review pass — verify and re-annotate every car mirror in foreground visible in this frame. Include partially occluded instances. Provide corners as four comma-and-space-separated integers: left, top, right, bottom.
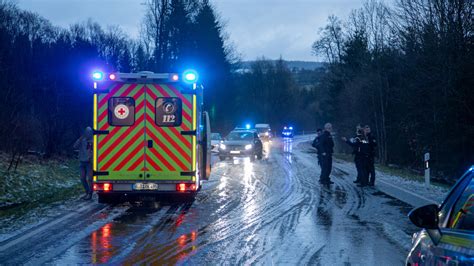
409, 204, 443, 245
409, 204, 439, 229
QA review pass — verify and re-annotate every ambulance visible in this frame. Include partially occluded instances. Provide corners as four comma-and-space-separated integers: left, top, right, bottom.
90, 70, 211, 203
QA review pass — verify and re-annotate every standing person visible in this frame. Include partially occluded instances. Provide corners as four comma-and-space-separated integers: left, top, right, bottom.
74, 127, 94, 200
365, 125, 377, 186
318, 123, 334, 185
342, 126, 364, 184
312, 128, 323, 166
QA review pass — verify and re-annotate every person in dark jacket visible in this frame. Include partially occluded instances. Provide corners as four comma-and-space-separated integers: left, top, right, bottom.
74, 127, 93, 200
364, 125, 377, 186
343, 128, 371, 187
318, 123, 334, 185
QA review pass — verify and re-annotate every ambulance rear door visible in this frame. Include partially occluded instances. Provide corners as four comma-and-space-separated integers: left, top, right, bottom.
143, 83, 195, 182
95, 83, 147, 181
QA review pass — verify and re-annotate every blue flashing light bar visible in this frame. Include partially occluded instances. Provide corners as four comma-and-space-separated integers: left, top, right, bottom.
92, 71, 104, 81
183, 70, 198, 83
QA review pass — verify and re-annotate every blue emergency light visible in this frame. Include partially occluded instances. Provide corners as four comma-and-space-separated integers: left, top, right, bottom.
246, 124, 251, 130
289, 127, 293, 130
92, 71, 104, 81
183, 70, 198, 83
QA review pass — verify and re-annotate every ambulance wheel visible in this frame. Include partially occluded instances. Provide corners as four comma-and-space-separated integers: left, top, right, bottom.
98, 194, 119, 204
257, 152, 263, 160
219, 156, 226, 161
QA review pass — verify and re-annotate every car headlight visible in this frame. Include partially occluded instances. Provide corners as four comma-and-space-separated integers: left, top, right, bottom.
265, 132, 269, 136
245, 144, 252, 150
219, 144, 226, 150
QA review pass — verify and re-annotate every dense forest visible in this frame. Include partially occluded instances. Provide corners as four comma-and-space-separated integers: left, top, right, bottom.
0, 0, 233, 162
0, 0, 472, 179
310, 0, 473, 178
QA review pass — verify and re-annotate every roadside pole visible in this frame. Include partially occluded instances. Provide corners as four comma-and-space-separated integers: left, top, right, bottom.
424, 152, 430, 187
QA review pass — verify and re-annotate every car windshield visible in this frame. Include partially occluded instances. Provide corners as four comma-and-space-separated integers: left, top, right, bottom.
211, 133, 221, 140
448, 175, 474, 231
226, 132, 254, 141
256, 128, 269, 133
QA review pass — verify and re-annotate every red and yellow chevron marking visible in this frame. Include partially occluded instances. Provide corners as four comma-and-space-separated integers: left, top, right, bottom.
97, 83, 146, 175
145, 84, 193, 172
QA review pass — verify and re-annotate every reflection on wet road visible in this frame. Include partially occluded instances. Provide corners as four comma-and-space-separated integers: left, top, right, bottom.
0, 137, 410, 265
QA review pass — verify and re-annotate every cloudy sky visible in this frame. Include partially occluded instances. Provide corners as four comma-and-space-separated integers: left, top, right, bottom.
18, 0, 366, 61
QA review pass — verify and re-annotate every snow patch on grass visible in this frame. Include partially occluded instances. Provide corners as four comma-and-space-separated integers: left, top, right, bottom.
0, 153, 83, 234
0, 153, 81, 208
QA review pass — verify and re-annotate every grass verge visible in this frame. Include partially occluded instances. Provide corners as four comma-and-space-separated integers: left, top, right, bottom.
0, 153, 83, 219
333, 153, 451, 189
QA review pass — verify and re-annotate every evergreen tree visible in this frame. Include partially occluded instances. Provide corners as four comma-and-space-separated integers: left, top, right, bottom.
194, 0, 232, 128
167, 0, 193, 71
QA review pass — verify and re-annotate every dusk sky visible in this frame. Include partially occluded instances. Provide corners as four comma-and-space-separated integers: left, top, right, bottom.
18, 0, 367, 61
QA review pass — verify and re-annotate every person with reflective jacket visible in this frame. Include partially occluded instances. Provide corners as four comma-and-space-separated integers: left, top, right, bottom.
364, 125, 377, 186
343, 126, 364, 184
342, 127, 371, 187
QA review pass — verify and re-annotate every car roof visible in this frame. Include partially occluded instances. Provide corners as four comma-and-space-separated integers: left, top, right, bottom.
230, 129, 256, 133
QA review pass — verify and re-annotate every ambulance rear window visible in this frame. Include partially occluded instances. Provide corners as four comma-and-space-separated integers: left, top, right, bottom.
108, 97, 135, 126
155, 97, 182, 127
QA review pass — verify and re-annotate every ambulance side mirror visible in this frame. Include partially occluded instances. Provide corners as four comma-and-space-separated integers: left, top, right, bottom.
202, 111, 211, 180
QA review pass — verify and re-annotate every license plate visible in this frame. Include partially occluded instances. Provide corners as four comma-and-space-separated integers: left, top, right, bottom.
133, 183, 158, 190
230, 150, 240, 154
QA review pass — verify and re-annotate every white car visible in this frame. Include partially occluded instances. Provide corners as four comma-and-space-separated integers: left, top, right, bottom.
255, 123, 272, 142
211, 133, 222, 152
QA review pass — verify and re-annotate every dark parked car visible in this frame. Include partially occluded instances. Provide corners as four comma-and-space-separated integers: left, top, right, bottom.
218, 130, 263, 161
406, 166, 474, 265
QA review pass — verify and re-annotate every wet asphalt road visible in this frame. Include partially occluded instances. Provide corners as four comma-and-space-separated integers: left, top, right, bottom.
0, 136, 412, 265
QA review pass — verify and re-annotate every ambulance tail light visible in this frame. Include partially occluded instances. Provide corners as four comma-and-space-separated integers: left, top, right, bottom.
104, 183, 112, 192
176, 183, 196, 192
177, 183, 186, 192
93, 183, 113, 192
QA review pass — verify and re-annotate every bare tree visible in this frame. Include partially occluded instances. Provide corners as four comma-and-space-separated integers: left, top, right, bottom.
312, 15, 344, 63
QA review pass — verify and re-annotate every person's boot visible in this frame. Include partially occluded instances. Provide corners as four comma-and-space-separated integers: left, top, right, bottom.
353, 180, 360, 183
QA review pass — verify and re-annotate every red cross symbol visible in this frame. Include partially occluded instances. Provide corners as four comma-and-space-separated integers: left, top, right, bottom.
118, 108, 126, 116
